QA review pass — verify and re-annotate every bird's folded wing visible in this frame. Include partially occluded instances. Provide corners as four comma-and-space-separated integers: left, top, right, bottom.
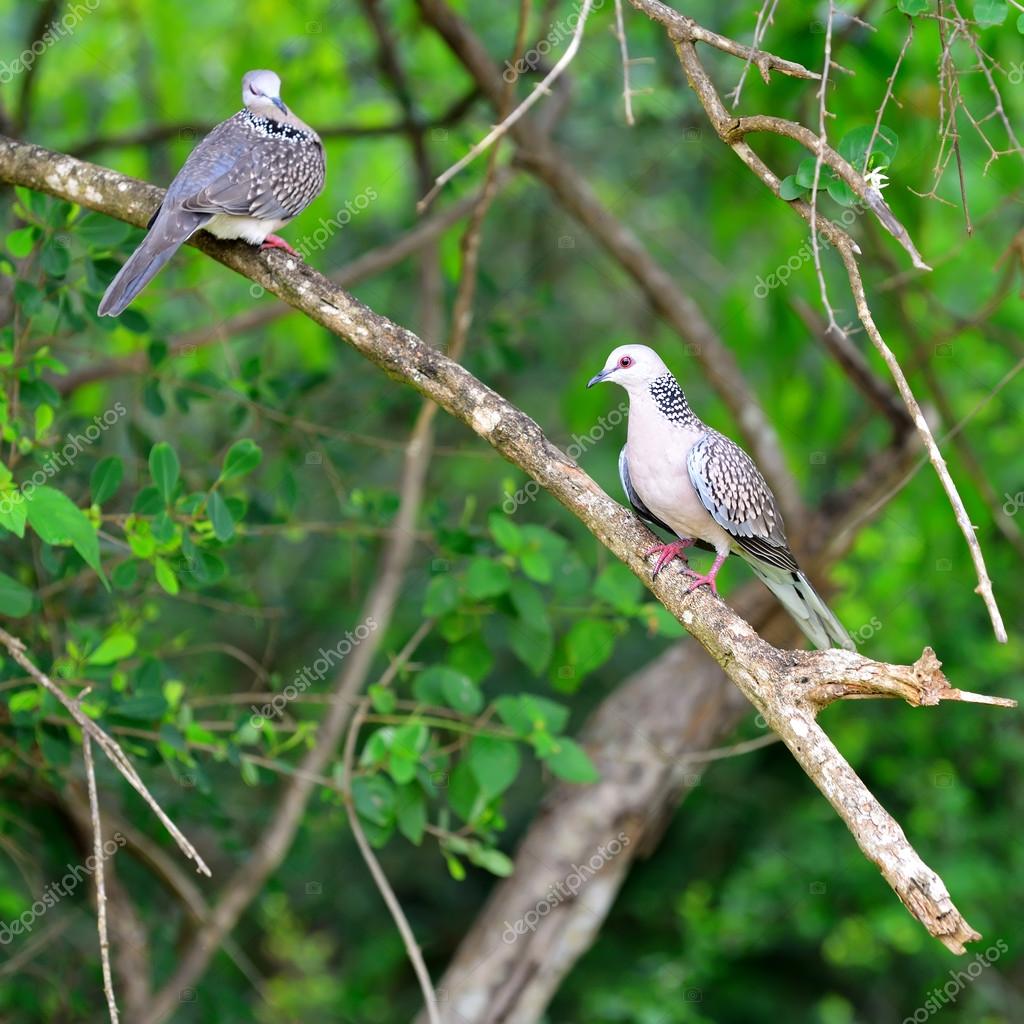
686, 431, 797, 571
180, 148, 300, 221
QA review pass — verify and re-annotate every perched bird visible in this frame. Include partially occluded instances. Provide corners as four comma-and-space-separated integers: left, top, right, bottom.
588, 344, 854, 651
98, 69, 325, 317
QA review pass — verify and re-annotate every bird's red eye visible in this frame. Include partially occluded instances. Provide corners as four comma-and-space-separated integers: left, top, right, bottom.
619, 355, 633, 368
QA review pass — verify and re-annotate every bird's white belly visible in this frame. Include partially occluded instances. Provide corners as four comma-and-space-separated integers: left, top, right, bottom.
204, 214, 289, 245
626, 439, 733, 552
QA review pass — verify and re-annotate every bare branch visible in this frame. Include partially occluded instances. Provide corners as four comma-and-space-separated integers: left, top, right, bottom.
419, 0, 596, 210
83, 735, 119, 1024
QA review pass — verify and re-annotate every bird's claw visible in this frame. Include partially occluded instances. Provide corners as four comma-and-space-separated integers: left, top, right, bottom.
260, 234, 301, 257
683, 572, 720, 597
646, 540, 695, 579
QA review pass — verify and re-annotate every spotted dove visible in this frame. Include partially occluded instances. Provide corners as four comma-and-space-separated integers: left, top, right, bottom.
588, 344, 854, 650
98, 69, 325, 317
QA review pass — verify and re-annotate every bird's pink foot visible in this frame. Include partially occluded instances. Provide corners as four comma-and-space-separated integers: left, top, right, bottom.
683, 552, 727, 597
646, 539, 695, 579
260, 234, 300, 257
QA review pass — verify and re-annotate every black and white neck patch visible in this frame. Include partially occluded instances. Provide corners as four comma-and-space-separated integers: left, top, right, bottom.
648, 373, 698, 426
242, 110, 313, 143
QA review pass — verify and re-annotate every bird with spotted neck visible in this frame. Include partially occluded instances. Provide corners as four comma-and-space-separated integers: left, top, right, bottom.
98, 69, 325, 317
588, 344, 854, 651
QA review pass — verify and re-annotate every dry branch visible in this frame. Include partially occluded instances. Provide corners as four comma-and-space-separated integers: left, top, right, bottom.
0, 137, 1014, 961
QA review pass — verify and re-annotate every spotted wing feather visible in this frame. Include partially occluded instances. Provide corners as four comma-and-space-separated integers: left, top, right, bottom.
175, 113, 325, 222
686, 431, 797, 572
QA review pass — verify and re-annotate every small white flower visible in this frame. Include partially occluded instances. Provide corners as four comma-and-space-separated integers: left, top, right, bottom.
864, 167, 890, 191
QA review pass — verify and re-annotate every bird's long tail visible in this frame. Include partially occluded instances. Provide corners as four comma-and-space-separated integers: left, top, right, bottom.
98, 208, 209, 317
744, 557, 855, 651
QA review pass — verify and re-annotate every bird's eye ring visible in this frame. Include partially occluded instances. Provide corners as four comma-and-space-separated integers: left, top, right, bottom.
619, 355, 633, 368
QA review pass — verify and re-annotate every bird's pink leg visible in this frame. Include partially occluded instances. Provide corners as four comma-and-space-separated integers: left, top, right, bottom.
260, 234, 300, 257
683, 552, 728, 597
646, 538, 696, 578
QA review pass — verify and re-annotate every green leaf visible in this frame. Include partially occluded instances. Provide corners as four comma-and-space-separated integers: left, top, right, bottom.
369, 684, 396, 714
466, 845, 514, 877
489, 512, 522, 554
87, 631, 137, 666
1018, 10, 1024, 29
154, 556, 180, 595
826, 177, 857, 207
25, 486, 103, 576
77, 212, 132, 248
519, 547, 551, 583
6, 226, 37, 259
794, 156, 824, 189
388, 722, 428, 785
352, 775, 396, 828
149, 442, 180, 504
423, 573, 458, 616
778, 175, 808, 201
132, 486, 164, 515
544, 737, 599, 783
110, 692, 167, 720
396, 784, 427, 845
90, 456, 123, 506
441, 670, 484, 715
0, 491, 28, 538
465, 557, 511, 600
593, 563, 643, 615
467, 736, 520, 799
206, 490, 234, 541
974, 0, 1008, 25
838, 125, 899, 172
446, 761, 483, 823
508, 577, 547, 630
9, 690, 41, 713
495, 694, 569, 737
220, 438, 262, 481
508, 618, 553, 675
897, 0, 931, 12
0, 571, 32, 617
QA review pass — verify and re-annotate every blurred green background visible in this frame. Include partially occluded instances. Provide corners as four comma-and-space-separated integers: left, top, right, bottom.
0, 0, 1022, 1021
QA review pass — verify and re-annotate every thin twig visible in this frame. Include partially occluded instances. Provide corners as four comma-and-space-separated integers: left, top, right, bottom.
342, 700, 441, 1024
614, 0, 637, 125
809, 1, 839, 329
837, 248, 1007, 642
83, 735, 120, 1023
418, 0, 595, 211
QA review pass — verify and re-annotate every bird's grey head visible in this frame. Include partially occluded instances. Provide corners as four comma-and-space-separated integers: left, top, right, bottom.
587, 344, 672, 395
242, 69, 288, 117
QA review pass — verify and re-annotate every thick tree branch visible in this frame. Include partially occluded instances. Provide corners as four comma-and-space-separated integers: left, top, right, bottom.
0, 139, 1013, 964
